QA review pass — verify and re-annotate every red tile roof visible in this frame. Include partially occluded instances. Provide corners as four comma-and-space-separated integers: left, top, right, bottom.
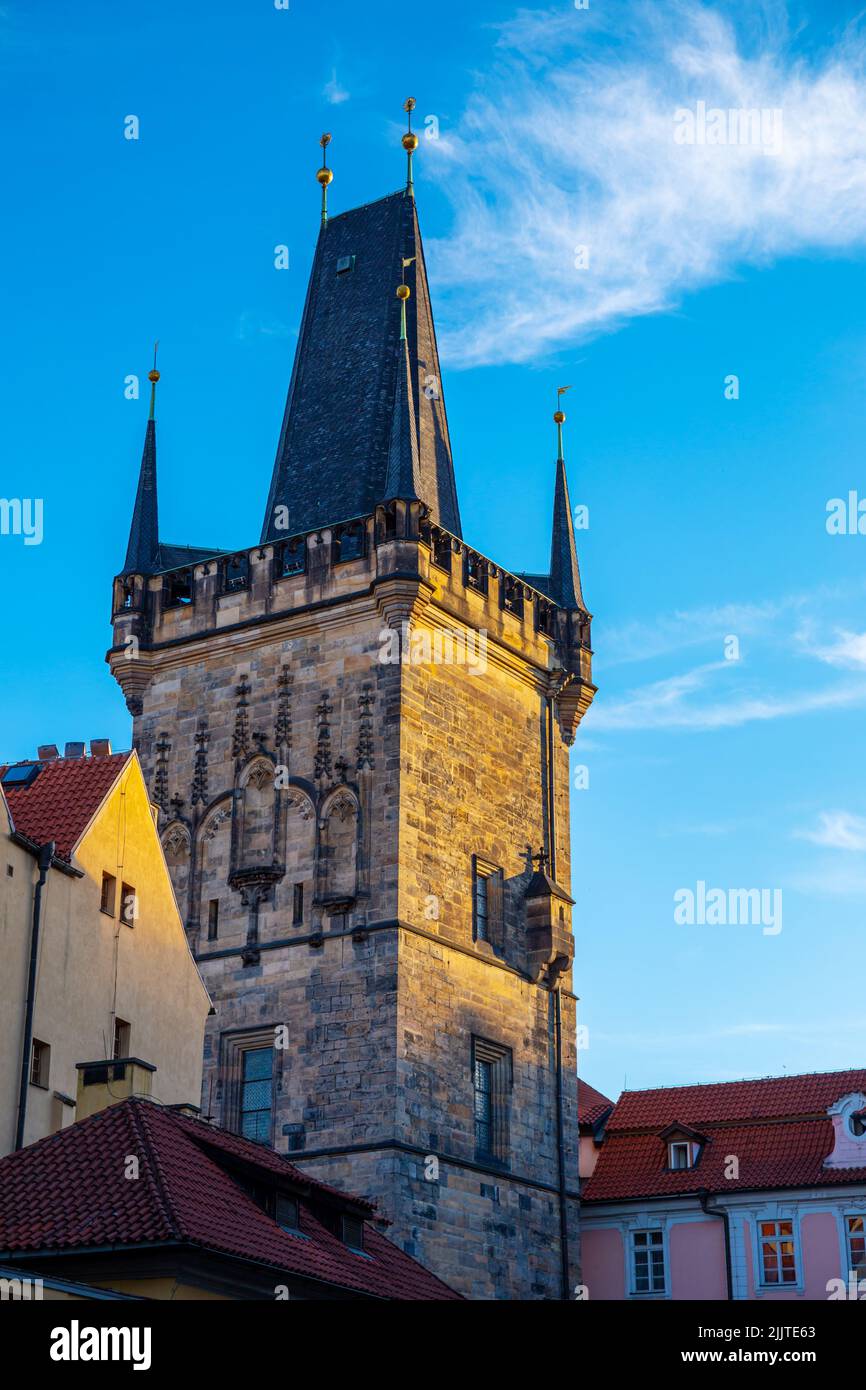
584, 1069, 866, 1203
0, 1099, 461, 1301
0, 754, 130, 863
578, 1079, 614, 1129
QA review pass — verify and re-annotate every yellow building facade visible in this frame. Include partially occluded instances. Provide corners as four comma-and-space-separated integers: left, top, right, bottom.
0, 747, 211, 1155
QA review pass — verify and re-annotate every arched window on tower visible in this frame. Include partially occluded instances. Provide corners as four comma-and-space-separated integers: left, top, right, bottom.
238, 761, 278, 869
317, 790, 359, 910
282, 789, 316, 928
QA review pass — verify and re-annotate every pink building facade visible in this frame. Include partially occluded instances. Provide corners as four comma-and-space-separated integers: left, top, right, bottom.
581, 1071, 866, 1301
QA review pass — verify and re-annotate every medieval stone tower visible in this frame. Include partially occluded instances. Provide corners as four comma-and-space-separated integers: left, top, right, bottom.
108, 122, 596, 1300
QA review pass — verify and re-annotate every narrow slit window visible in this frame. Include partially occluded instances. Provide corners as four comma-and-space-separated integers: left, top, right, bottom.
208, 899, 219, 942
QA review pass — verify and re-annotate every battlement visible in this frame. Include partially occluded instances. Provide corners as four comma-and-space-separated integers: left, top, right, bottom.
110, 502, 593, 694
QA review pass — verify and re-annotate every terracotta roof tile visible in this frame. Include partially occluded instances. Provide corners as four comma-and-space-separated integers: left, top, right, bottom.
0, 1100, 460, 1301
583, 1069, 866, 1203
1, 754, 130, 862
578, 1079, 614, 1129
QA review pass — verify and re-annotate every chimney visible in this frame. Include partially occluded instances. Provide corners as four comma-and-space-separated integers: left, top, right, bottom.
74, 1058, 156, 1121
63, 742, 85, 760
37, 744, 59, 762
90, 739, 112, 758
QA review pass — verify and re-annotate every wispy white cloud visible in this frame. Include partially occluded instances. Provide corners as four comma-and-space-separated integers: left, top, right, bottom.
323, 69, 349, 105
602, 596, 803, 668
814, 629, 866, 670
427, 1, 866, 366
589, 659, 866, 731
796, 810, 866, 851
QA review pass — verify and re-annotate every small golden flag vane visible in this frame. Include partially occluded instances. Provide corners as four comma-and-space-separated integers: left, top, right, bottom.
554, 384, 572, 426
403, 97, 419, 194
148, 340, 160, 420
317, 132, 334, 226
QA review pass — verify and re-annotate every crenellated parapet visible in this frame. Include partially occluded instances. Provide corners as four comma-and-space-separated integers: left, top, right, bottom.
109, 503, 596, 738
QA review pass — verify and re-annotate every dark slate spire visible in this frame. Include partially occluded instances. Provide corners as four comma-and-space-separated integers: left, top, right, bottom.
261, 190, 461, 543
383, 285, 422, 502
548, 404, 585, 610
122, 361, 161, 576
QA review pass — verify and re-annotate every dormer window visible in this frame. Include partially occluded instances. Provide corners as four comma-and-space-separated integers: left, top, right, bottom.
851, 1110, 866, 1139
276, 1194, 300, 1232
336, 255, 356, 276
659, 1123, 705, 1171
341, 1215, 365, 1253
669, 1141, 694, 1170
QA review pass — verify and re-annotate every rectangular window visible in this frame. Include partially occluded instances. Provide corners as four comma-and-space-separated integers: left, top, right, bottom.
293, 882, 304, 926
30, 1039, 50, 1088
632, 1230, 666, 1294
341, 1215, 365, 1252
669, 1141, 692, 1170
240, 1046, 275, 1143
113, 1018, 131, 1058
100, 872, 116, 916
472, 856, 503, 947
847, 1216, 866, 1274
120, 883, 137, 927
207, 899, 219, 942
759, 1220, 798, 1285
472, 1037, 512, 1163
276, 1194, 300, 1232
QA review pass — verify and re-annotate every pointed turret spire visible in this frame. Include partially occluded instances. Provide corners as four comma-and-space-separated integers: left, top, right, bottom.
548, 391, 585, 610
383, 279, 422, 502
402, 98, 419, 197
123, 348, 161, 576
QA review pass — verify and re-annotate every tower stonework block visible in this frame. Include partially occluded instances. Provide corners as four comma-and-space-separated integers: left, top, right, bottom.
109, 178, 595, 1300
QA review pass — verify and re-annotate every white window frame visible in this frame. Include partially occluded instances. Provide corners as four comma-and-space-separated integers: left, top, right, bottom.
845, 1214, 866, 1275
756, 1216, 800, 1289
669, 1140, 693, 1170
630, 1227, 667, 1296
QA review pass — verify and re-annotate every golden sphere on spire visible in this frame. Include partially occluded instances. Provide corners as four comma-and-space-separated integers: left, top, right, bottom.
317, 166, 334, 187
148, 369, 160, 385
402, 131, 419, 153
554, 410, 566, 425
396, 284, 411, 302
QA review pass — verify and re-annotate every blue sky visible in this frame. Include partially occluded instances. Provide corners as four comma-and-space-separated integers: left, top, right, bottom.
1, 0, 865, 1101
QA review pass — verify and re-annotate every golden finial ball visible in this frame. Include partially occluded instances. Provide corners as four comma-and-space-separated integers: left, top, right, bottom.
396, 284, 411, 302
554, 410, 566, 425
317, 167, 334, 187
148, 370, 160, 385
402, 132, 419, 153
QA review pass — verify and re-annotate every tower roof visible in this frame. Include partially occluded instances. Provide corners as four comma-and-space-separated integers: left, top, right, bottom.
261, 190, 461, 542
122, 417, 159, 576
549, 455, 585, 610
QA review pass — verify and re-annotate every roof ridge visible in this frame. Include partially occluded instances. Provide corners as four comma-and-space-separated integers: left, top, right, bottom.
127, 1099, 190, 1240
619, 1066, 866, 1097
